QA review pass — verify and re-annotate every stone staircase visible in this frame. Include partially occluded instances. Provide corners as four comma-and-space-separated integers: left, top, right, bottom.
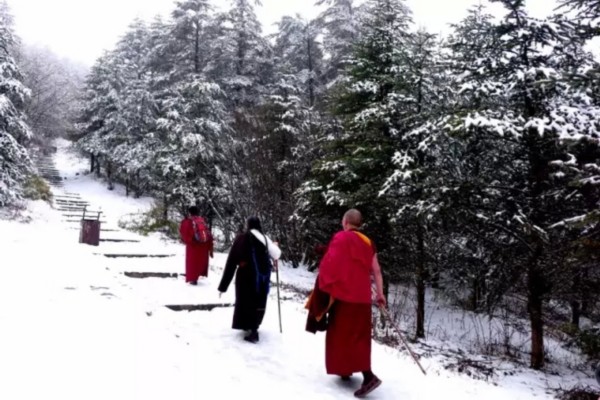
33, 153, 64, 188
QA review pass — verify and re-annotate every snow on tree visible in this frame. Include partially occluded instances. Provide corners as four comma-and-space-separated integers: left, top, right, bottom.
297, 0, 414, 279
432, 0, 600, 369
377, 28, 452, 338
207, 0, 271, 109
169, 0, 214, 77
107, 19, 157, 194
245, 14, 326, 265
20, 45, 86, 143
315, 0, 365, 84
0, 0, 33, 207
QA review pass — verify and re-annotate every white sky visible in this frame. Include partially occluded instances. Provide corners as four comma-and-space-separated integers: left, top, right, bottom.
8, 0, 556, 67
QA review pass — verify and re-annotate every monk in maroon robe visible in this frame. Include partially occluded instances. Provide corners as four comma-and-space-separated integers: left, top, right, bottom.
179, 206, 214, 284
306, 209, 386, 398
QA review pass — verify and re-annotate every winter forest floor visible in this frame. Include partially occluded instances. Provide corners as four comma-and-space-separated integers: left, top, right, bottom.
0, 139, 597, 399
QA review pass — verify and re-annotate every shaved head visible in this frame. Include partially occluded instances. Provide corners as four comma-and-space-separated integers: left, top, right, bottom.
343, 209, 363, 228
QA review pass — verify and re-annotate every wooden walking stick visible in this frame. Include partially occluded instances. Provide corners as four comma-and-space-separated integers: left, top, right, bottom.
373, 288, 427, 375
378, 304, 427, 375
274, 259, 283, 333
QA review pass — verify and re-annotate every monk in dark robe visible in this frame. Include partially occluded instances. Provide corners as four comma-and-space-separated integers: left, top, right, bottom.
179, 206, 214, 284
218, 216, 281, 343
306, 209, 386, 398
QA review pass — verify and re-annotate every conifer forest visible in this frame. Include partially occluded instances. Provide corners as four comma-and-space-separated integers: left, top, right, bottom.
2, 0, 600, 373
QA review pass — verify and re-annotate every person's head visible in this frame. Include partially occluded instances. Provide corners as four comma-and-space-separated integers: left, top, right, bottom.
342, 209, 363, 231
246, 216, 263, 233
188, 206, 200, 217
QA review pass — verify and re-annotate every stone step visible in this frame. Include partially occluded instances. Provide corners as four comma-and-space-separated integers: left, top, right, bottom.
57, 208, 101, 213
165, 304, 234, 312
63, 219, 108, 224
97, 253, 176, 259
100, 238, 141, 243
124, 272, 182, 279
68, 228, 120, 232
55, 199, 88, 204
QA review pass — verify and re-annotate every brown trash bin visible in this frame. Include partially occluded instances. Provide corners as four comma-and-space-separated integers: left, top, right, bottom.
79, 219, 101, 246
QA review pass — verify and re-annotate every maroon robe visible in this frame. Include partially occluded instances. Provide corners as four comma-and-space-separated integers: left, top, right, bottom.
179, 216, 213, 282
316, 230, 376, 375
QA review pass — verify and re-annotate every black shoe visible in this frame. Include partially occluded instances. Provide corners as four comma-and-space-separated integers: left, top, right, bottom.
189, 281, 197, 285
340, 375, 352, 381
354, 375, 382, 398
244, 330, 259, 343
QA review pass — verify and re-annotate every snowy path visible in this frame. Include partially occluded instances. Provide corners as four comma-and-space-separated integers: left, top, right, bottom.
0, 140, 575, 399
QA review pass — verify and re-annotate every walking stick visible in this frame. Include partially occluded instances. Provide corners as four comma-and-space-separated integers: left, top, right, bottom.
378, 304, 427, 375
275, 259, 283, 333
373, 288, 427, 375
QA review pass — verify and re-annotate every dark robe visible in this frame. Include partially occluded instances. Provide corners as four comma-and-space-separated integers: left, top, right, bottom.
179, 216, 213, 282
308, 229, 376, 375
305, 276, 333, 333
218, 232, 272, 331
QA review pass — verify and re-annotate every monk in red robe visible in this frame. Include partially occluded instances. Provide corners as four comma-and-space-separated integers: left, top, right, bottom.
306, 209, 386, 398
179, 206, 214, 284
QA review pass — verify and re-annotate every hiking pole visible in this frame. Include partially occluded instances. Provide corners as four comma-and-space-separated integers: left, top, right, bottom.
274, 259, 283, 333
378, 304, 427, 376
372, 287, 427, 375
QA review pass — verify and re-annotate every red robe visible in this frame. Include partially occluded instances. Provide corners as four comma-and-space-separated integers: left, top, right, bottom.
179, 217, 213, 282
317, 230, 375, 375
318, 230, 374, 304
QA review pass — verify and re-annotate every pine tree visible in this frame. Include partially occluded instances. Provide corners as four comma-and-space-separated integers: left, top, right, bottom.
441, 0, 600, 369
77, 52, 121, 178
109, 19, 156, 195
0, 0, 33, 207
20, 45, 85, 143
430, 4, 506, 313
298, 0, 413, 286
207, 0, 271, 109
151, 78, 229, 216
170, 0, 214, 77
315, 0, 365, 84
194, 0, 274, 237
250, 14, 325, 264
378, 28, 451, 338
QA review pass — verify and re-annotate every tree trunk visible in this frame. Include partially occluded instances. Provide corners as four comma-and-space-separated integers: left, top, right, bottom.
571, 269, 582, 328
194, 22, 200, 74
307, 27, 315, 108
430, 265, 440, 289
90, 153, 95, 173
106, 161, 114, 191
470, 278, 479, 311
571, 300, 581, 328
527, 261, 545, 370
416, 222, 426, 339
163, 193, 169, 223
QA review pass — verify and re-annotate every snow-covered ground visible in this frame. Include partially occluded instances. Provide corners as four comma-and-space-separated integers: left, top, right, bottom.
0, 139, 596, 399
